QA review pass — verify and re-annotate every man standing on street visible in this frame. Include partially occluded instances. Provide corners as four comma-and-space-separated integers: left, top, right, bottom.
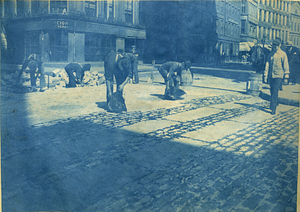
64, 63, 91, 87
284, 41, 300, 85
104, 49, 132, 112
263, 38, 289, 115
126, 46, 139, 84
158, 61, 191, 100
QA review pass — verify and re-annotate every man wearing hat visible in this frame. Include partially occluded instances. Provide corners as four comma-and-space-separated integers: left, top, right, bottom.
285, 41, 300, 84
64, 62, 91, 87
263, 38, 289, 115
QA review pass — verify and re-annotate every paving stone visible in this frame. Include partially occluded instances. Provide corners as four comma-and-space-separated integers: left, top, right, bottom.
2, 91, 298, 211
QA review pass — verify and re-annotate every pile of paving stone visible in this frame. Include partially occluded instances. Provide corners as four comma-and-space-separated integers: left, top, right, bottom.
1, 69, 105, 93
50, 69, 105, 89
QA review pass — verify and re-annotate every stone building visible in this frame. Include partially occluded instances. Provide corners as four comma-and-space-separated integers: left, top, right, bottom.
240, 0, 258, 44
240, 0, 292, 46
215, 0, 241, 61
290, 1, 300, 48
141, 0, 241, 63
0, 0, 146, 67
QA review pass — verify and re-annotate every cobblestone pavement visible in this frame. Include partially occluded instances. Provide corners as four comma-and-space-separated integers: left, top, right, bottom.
2, 91, 298, 211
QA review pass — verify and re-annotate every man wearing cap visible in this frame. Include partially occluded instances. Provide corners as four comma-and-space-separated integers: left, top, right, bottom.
285, 41, 300, 84
263, 38, 289, 115
158, 61, 191, 100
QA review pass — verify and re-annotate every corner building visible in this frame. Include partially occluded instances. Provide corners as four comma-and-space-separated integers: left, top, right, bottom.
0, 0, 146, 67
142, 0, 241, 64
240, 0, 293, 46
290, 1, 300, 48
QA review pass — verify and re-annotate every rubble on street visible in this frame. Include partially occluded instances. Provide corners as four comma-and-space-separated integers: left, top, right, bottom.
1, 68, 105, 93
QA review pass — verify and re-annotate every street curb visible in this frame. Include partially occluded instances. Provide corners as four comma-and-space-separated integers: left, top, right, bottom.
259, 90, 299, 107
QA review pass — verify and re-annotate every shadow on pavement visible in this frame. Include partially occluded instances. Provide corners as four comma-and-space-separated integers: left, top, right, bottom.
1, 110, 297, 211
192, 85, 247, 95
95, 101, 109, 111
150, 94, 165, 100
235, 102, 271, 114
191, 68, 252, 83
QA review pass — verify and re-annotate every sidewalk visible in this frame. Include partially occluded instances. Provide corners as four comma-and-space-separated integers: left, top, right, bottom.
260, 83, 300, 106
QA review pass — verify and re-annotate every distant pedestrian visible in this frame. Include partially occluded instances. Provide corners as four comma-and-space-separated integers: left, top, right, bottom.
64, 63, 91, 87
284, 41, 300, 85
18, 54, 45, 91
263, 38, 289, 115
214, 44, 221, 65
104, 49, 132, 112
158, 61, 191, 100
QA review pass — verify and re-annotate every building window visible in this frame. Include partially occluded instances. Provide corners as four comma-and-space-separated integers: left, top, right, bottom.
241, 20, 246, 34
108, 0, 114, 19
242, 0, 246, 13
50, 0, 67, 14
49, 31, 68, 62
24, 32, 40, 59
31, 1, 40, 15
85, 0, 96, 17
125, 0, 133, 24
139, 1, 145, 26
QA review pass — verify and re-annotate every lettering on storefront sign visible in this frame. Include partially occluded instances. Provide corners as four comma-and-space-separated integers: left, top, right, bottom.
56, 21, 68, 29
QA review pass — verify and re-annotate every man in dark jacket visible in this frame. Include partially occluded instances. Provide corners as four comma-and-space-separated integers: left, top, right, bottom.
126, 51, 139, 83
284, 41, 300, 84
64, 63, 91, 87
18, 54, 46, 91
158, 61, 191, 100
104, 49, 132, 110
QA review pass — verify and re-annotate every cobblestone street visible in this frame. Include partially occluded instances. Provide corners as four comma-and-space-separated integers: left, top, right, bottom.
1, 69, 299, 211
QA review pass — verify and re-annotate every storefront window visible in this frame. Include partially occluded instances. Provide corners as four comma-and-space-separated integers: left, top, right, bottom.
85, 34, 102, 61
24, 32, 40, 59
85, 34, 115, 61
49, 31, 68, 62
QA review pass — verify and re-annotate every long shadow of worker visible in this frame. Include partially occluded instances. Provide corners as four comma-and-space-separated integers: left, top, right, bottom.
235, 102, 270, 114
